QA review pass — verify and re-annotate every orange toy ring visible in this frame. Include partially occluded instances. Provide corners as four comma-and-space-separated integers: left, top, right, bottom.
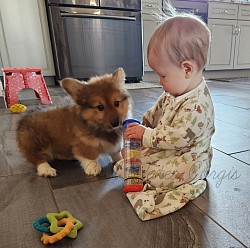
41, 218, 75, 245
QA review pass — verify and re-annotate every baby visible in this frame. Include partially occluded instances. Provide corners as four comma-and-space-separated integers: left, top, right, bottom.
114, 7, 215, 221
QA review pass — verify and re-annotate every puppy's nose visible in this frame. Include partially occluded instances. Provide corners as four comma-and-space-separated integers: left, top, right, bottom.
110, 119, 120, 128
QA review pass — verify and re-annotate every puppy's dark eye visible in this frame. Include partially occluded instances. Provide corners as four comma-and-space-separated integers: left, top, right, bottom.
97, 105, 104, 111
114, 101, 120, 107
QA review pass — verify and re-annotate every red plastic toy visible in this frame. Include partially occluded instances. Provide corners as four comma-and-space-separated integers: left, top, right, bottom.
2, 67, 52, 108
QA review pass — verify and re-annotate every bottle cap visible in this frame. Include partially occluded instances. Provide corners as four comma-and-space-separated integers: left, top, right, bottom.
124, 178, 143, 193
124, 184, 143, 193
122, 118, 140, 128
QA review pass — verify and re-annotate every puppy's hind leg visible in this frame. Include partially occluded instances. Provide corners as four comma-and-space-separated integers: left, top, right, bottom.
37, 162, 57, 177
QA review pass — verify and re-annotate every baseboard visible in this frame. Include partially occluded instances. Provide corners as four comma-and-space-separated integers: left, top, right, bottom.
44, 76, 57, 86
204, 69, 250, 80
143, 69, 250, 82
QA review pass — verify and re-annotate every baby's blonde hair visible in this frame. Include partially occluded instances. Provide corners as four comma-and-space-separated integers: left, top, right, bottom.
147, 7, 211, 71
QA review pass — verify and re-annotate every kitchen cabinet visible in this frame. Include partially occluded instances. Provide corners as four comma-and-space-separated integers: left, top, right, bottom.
142, 0, 163, 71
206, 2, 250, 70
0, 0, 55, 76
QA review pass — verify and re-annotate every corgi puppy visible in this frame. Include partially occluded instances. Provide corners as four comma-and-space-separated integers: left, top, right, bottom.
16, 68, 130, 177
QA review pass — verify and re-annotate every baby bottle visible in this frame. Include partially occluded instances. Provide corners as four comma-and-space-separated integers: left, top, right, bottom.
122, 118, 143, 193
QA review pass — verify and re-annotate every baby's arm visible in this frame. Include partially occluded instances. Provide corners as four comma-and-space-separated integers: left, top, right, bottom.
142, 93, 164, 128
142, 101, 213, 150
125, 92, 165, 140
142, 116, 152, 128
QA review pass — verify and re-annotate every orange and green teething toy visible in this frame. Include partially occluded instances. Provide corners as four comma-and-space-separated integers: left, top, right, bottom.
47, 210, 83, 239
41, 218, 75, 244
33, 210, 83, 245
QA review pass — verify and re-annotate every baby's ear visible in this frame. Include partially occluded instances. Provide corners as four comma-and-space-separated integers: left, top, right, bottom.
180, 61, 193, 78
112, 67, 126, 84
60, 77, 85, 101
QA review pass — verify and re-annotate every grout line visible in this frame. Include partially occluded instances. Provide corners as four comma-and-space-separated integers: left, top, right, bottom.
46, 178, 74, 248
0, 170, 32, 178
190, 202, 248, 248
212, 147, 250, 165
228, 156, 250, 167
48, 173, 118, 191
229, 150, 250, 155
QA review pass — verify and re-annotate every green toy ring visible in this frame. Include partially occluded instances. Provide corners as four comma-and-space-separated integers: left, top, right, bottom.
33, 216, 51, 233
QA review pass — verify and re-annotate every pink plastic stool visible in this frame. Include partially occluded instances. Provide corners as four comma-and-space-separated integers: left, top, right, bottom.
2, 67, 52, 108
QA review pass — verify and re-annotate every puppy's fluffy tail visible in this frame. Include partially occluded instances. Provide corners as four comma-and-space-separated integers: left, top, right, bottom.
16, 116, 52, 166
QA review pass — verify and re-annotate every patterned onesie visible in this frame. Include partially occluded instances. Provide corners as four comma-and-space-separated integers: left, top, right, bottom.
114, 78, 215, 221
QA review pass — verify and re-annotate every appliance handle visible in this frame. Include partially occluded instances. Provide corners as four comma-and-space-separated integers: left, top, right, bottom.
61, 13, 136, 21
175, 7, 199, 13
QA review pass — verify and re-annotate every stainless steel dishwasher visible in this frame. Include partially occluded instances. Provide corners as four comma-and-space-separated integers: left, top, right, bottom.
46, 0, 143, 82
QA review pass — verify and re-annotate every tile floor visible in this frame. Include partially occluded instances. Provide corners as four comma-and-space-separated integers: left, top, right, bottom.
0, 79, 249, 248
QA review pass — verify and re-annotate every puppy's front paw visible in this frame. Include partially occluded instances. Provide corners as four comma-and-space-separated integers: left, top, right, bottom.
37, 162, 57, 177
84, 161, 101, 176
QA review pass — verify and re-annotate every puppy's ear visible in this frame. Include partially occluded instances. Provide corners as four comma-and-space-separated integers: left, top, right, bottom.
60, 77, 85, 100
112, 68, 126, 84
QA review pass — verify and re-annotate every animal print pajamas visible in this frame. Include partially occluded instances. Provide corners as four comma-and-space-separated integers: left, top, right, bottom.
114, 78, 215, 221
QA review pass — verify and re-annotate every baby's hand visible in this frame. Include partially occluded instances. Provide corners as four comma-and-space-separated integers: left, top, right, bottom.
125, 123, 146, 141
